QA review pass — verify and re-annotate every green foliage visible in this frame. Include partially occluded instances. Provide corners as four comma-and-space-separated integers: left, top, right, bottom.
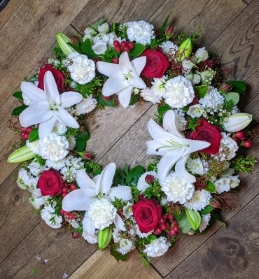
11, 105, 27, 116
75, 130, 90, 152
110, 245, 127, 261
111, 197, 125, 211
113, 165, 128, 186
128, 43, 146, 60
200, 205, 214, 215
84, 161, 102, 176
231, 156, 257, 173
222, 92, 240, 105
176, 25, 202, 45
81, 38, 98, 59
13, 91, 23, 100
177, 210, 192, 233
188, 117, 199, 131
97, 93, 116, 107
211, 211, 226, 227
74, 76, 103, 98
143, 180, 163, 200
195, 85, 209, 98
204, 181, 216, 193
29, 128, 39, 142
126, 165, 145, 185
111, 23, 127, 39
226, 80, 246, 94
52, 44, 67, 60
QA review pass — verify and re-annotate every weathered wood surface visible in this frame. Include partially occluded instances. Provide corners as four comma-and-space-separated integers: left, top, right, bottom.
0, 0, 258, 278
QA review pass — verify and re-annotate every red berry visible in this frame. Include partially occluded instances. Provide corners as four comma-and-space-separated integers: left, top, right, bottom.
128, 42, 134, 49
60, 209, 65, 215
70, 184, 77, 191
63, 211, 69, 216
62, 193, 67, 198
172, 226, 179, 233
62, 187, 68, 193
114, 46, 121, 53
113, 40, 120, 47
68, 213, 74, 220
112, 58, 119, 64
172, 220, 178, 226
168, 229, 177, 236
244, 140, 253, 148
239, 136, 246, 141
121, 41, 127, 48
154, 227, 162, 235
21, 127, 27, 132
163, 214, 168, 219
160, 223, 167, 230
23, 133, 29, 140
235, 131, 245, 139
165, 222, 170, 229
26, 127, 33, 133
123, 46, 130, 52
168, 214, 174, 220
160, 217, 166, 224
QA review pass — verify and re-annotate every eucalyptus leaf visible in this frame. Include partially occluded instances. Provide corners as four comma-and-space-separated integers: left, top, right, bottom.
223, 92, 240, 105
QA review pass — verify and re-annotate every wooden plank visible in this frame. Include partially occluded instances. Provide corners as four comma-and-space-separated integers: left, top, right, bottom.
0, 0, 91, 108
0, 0, 24, 29
165, 191, 259, 278
70, 249, 162, 279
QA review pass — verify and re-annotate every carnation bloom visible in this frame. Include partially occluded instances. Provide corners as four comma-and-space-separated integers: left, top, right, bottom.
76, 96, 97, 115
184, 190, 212, 210
143, 237, 170, 257
164, 76, 195, 108
40, 204, 62, 229
161, 172, 195, 204
97, 52, 146, 107
66, 52, 96, 84
19, 71, 83, 138
62, 163, 132, 239
199, 214, 211, 232
125, 20, 155, 45
146, 110, 210, 182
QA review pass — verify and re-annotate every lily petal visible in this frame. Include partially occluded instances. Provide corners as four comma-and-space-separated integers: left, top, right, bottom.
52, 107, 80, 128
118, 86, 133, 108
115, 213, 126, 231
76, 169, 96, 190
96, 163, 116, 195
102, 73, 128, 96
62, 188, 96, 211
183, 138, 210, 156
38, 117, 57, 138
96, 61, 120, 77
163, 110, 183, 137
44, 71, 61, 105
60, 92, 83, 108
146, 140, 167, 156
108, 186, 133, 202
82, 216, 96, 237
119, 52, 133, 74
157, 150, 185, 182
131, 56, 146, 76
175, 155, 196, 183
127, 71, 146, 89
21, 82, 47, 102
19, 102, 52, 127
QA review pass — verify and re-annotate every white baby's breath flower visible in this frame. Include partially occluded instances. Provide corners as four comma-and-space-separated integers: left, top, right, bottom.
184, 190, 212, 211
125, 20, 155, 45
66, 52, 95, 84
88, 199, 117, 230
199, 214, 211, 232
40, 205, 62, 229
137, 171, 158, 192
117, 239, 134, 255
27, 159, 45, 177
76, 96, 98, 115
38, 133, 69, 161
199, 86, 224, 110
174, 109, 187, 131
187, 104, 204, 118
164, 76, 194, 108
198, 69, 215, 85
161, 172, 195, 204
17, 168, 37, 191
143, 237, 170, 257
140, 88, 161, 104
213, 133, 239, 162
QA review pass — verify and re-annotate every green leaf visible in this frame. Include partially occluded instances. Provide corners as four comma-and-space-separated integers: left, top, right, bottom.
81, 39, 98, 59
13, 91, 23, 100
75, 131, 90, 152
204, 181, 216, 193
126, 165, 145, 185
177, 211, 192, 233
211, 211, 226, 227
157, 104, 171, 116
113, 168, 127, 186
129, 93, 139, 106
11, 105, 27, 116
227, 80, 246, 94
160, 15, 169, 36
97, 94, 116, 107
66, 42, 83, 55
29, 128, 39, 142
200, 205, 214, 215
110, 246, 127, 262
128, 43, 146, 59
223, 92, 240, 105
30, 268, 35, 275
195, 85, 209, 98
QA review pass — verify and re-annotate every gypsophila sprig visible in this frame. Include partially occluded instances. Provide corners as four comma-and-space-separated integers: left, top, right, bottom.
7, 16, 256, 264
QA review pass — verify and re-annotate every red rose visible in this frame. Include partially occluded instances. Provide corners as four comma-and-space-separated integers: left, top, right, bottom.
190, 119, 222, 154
132, 198, 162, 233
38, 64, 65, 92
141, 49, 169, 78
38, 170, 63, 196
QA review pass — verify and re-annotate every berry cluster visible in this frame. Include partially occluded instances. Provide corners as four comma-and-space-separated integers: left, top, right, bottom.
112, 40, 134, 59
20, 126, 32, 139
154, 214, 179, 237
232, 130, 253, 148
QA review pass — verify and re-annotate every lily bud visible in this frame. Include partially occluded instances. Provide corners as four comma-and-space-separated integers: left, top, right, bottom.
7, 145, 35, 163
56, 33, 75, 56
98, 226, 112, 250
177, 38, 192, 62
185, 208, 201, 231
223, 113, 252, 132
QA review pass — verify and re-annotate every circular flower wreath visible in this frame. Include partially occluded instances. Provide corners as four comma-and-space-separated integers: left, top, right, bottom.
8, 18, 257, 262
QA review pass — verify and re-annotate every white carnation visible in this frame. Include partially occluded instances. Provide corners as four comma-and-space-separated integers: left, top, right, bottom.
199, 86, 224, 110
88, 199, 117, 230
125, 21, 155, 45
184, 190, 212, 211
140, 88, 161, 104
137, 171, 158, 192
38, 133, 69, 161
76, 96, 97, 115
27, 159, 45, 177
45, 158, 66, 170
161, 172, 195, 204
66, 52, 95, 84
213, 133, 238, 161
199, 214, 211, 232
164, 76, 194, 108
143, 237, 170, 257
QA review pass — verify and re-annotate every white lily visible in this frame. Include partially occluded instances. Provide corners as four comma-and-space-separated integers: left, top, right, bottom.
96, 52, 146, 107
19, 71, 83, 138
146, 110, 211, 183
62, 163, 132, 238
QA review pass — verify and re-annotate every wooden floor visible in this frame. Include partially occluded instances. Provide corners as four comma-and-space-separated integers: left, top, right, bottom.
1, 0, 259, 278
